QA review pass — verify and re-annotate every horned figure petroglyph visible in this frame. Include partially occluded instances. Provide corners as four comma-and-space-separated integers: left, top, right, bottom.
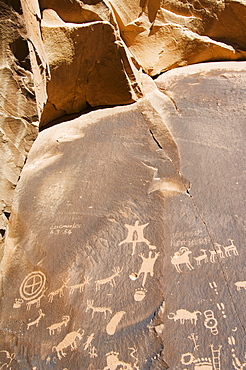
103, 348, 139, 370
171, 247, 194, 273
224, 239, 239, 257
119, 220, 150, 255
47, 316, 70, 335
86, 300, 112, 319
168, 309, 202, 324
193, 249, 208, 265
134, 251, 160, 286
95, 267, 123, 291
68, 276, 91, 294
27, 309, 45, 330
48, 279, 69, 303
26, 289, 46, 310
235, 281, 246, 290
52, 329, 84, 360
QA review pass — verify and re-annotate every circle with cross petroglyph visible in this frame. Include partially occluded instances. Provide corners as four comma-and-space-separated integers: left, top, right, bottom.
20, 271, 46, 301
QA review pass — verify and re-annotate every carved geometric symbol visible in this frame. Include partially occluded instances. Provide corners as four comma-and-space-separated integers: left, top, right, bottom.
19, 271, 46, 301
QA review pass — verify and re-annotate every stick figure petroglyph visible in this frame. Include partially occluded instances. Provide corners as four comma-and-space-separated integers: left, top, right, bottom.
47, 316, 70, 335
119, 221, 150, 255
171, 247, 194, 273
27, 309, 45, 330
188, 333, 199, 351
86, 300, 112, 319
95, 267, 123, 291
52, 329, 84, 360
48, 279, 69, 303
193, 249, 208, 265
68, 276, 91, 294
131, 251, 160, 286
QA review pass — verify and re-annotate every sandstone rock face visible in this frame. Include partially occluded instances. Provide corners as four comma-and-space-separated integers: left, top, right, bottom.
0, 102, 183, 369
40, 9, 142, 126
109, 0, 246, 74
0, 1, 38, 257
0, 61, 245, 369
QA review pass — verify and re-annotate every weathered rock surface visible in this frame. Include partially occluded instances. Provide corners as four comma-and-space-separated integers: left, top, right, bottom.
0, 61, 245, 369
40, 9, 142, 126
108, 0, 246, 74
0, 101, 184, 369
0, 1, 38, 257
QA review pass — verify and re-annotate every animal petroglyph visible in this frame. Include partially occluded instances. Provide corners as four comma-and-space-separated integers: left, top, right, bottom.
52, 329, 84, 360
168, 309, 201, 324
48, 279, 69, 303
203, 310, 218, 335
133, 287, 147, 302
235, 281, 246, 290
119, 220, 150, 255
0, 350, 15, 369
103, 348, 139, 370
95, 267, 122, 291
171, 247, 194, 273
193, 249, 208, 265
27, 309, 45, 330
26, 289, 46, 310
209, 244, 225, 263
86, 300, 112, 319
224, 239, 239, 257
132, 251, 160, 286
106, 311, 126, 335
20, 271, 46, 301
68, 276, 90, 294
47, 316, 70, 335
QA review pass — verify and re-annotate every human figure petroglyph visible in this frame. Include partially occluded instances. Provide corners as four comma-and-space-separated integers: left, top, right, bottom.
224, 239, 239, 257
86, 300, 112, 319
171, 247, 194, 273
68, 276, 91, 294
95, 267, 123, 291
168, 309, 201, 324
47, 316, 70, 335
193, 249, 208, 265
235, 281, 246, 290
52, 329, 84, 360
188, 333, 199, 351
132, 251, 160, 286
119, 220, 150, 255
83, 333, 95, 351
88, 346, 98, 358
27, 309, 45, 330
48, 279, 69, 303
